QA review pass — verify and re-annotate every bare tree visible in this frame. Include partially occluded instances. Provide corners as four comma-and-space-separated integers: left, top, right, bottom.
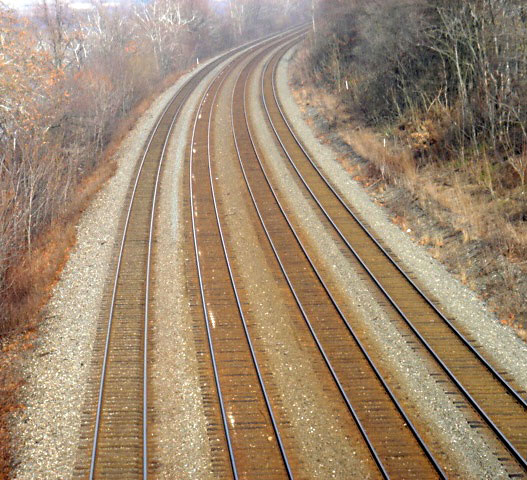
134, 0, 204, 73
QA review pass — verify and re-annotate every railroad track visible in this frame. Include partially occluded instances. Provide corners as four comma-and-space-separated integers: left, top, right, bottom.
72, 30, 303, 479
71, 25, 527, 480
189, 33, 449, 479
188, 42, 295, 479
72, 58, 217, 480
244, 41, 527, 476
188, 37, 390, 479
230, 43, 446, 479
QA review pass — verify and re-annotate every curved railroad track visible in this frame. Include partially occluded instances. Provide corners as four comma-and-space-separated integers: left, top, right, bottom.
230, 42, 444, 480
249, 41, 527, 476
188, 41, 296, 479
72, 30, 302, 479
189, 36, 446, 479
72, 27, 527, 480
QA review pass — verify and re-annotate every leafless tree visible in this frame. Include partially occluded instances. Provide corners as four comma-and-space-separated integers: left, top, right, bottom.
134, 0, 204, 73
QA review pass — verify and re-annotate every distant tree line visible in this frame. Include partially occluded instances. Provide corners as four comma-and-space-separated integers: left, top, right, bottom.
305, 0, 527, 188
0, 0, 308, 333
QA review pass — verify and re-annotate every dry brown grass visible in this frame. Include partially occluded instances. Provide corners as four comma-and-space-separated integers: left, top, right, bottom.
344, 129, 417, 186
350, 127, 527, 263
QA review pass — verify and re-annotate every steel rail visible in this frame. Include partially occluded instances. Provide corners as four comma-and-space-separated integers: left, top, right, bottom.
187, 30, 309, 480
190, 63, 240, 480
239, 48, 448, 479
262, 45, 527, 469
207, 51, 294, 479
232, 48, 391, 480
89, 72, 182, 480
87, 29, 303, 479
143, 75, 185, 475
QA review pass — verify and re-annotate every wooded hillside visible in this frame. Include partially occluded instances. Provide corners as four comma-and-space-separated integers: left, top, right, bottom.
308, 0, 527, 172
298, 0, 527, 333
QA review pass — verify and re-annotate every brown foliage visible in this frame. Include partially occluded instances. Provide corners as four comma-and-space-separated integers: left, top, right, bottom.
0, 146, 115, 475
299, 0, 527, 261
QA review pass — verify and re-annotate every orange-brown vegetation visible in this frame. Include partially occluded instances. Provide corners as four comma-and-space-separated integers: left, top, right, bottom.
0, 151, 115, 479
0, 72, 188, 475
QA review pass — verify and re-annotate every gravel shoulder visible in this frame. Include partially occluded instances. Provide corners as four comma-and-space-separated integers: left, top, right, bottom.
9, 57, 220, 480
